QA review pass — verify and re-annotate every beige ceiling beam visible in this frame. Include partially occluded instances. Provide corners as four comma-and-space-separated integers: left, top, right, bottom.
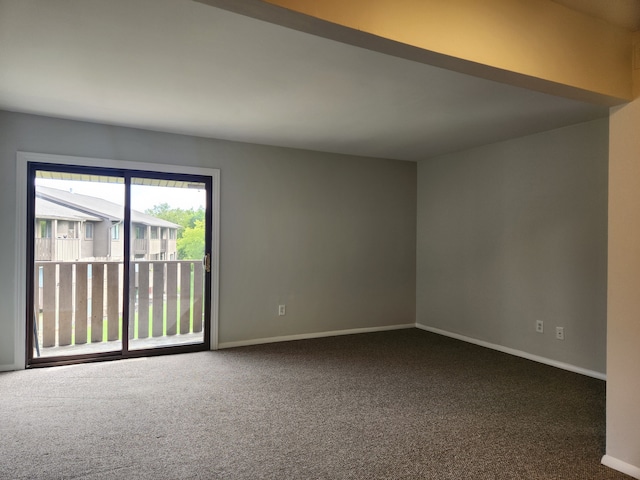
196, 0, 634, 105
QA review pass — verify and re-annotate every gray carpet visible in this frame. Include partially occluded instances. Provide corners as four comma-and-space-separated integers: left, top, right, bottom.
0, 329, 631, 479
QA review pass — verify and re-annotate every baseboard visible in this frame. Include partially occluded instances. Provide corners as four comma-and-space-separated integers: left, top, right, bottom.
218, 324, 415, 349
602, 455, 640, 479
0, 363, 18, 372
415, 324, 606, 381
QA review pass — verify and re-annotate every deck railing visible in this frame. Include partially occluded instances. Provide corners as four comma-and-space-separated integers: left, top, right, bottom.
35, 238, 52, 261
35, 238, 81, 262
34, 260, 204, 349
133, 238, 147, 255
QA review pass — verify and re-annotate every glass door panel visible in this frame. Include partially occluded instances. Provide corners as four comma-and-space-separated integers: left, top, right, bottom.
32, 171, 124, 358
128, 178, 208, 351
28, 164, 212, 367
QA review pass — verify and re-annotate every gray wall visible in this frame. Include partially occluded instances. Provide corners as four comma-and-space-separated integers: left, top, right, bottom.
1, 110, 608, 374
0, 111, 417, 369
416, 119, 609, 373
607, 96, 640, 470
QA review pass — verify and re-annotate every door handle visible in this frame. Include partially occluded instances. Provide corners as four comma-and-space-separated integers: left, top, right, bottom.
204, 253, 211, 273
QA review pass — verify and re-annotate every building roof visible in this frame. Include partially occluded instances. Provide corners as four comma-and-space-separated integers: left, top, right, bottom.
36, 198, 101, 222
36, 186, 180, 229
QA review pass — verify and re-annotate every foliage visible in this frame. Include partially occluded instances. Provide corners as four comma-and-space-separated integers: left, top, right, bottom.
145, 203, 204, 231
177, 220, 205, 260
146, 203, 205, 260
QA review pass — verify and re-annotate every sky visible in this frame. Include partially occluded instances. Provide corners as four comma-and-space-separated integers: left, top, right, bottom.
36, 178, 206, 212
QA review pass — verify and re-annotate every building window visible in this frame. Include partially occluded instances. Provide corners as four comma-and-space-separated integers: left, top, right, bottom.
111, 224, 120, 240
85, 223, 93, 239
169, 229, 176, 240
150, 227, 158, 239
38, 220, 51, 238
135, 225, 145, 239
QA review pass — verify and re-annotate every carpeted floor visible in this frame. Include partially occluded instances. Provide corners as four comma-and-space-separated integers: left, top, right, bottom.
0, 329, 632, 479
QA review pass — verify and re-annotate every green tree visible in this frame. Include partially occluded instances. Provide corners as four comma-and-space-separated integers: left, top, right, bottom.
177, 219, 205, 260
146, 204, 205, 260
145, 203, 204, 232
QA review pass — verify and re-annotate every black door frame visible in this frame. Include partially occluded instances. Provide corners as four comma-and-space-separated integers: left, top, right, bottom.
26, 161, 213, 368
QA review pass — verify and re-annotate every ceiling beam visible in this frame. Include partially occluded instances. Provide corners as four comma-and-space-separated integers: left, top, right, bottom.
197, 0, 634, 105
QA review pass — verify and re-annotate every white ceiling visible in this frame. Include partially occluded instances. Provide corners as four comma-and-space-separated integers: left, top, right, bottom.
0, 0, 613, 161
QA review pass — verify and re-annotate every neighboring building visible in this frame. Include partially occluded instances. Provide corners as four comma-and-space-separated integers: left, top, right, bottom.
35, 186, 180, 262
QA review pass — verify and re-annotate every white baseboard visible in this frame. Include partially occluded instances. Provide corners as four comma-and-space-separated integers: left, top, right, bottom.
415, 324, 606, 380
218, 324, 415, 349
602, 455, 640, 479
0, 363, 18, 372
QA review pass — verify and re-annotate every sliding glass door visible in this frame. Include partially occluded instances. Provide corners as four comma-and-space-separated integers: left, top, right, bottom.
128, 177, 208, 351
27, 163, 212, 366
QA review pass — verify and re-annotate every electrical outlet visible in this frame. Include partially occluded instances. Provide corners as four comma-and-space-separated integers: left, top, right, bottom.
278, 305, 286, 316
535, 320, 544, 333
555, 327, 564, 340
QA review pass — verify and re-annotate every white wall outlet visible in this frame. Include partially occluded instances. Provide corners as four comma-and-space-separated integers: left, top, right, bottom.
536, 320, 544, 333
555, 327, 565, 340
278, 305, 286, 316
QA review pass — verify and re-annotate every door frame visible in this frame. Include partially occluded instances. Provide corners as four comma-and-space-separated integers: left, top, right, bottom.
15, 152, 220, 369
